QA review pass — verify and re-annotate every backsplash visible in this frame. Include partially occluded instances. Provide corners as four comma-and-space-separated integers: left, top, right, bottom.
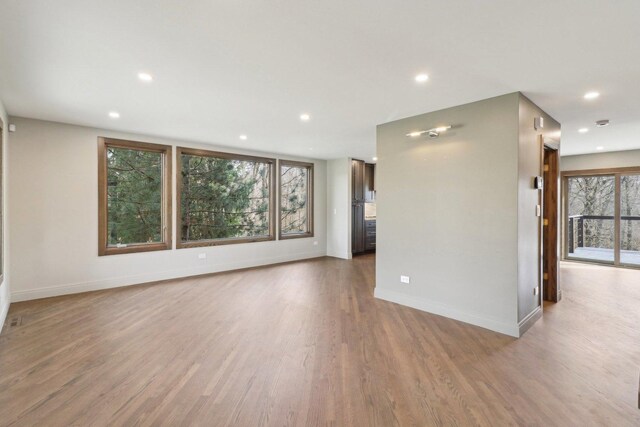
365, 202, 376, 219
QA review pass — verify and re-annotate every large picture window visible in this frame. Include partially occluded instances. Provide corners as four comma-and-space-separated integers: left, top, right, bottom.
177, 148, 275, 247
98, 138, 172, 255
279, 160, 314, 239
563, 167, 640, 267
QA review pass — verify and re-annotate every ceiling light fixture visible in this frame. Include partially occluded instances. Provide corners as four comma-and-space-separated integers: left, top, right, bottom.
584, 91, 600, 100
595, 119, 610, 127
596, 146, 604, 150
138, 72, 153, 82
300, 113, 310, 122
578, 128, 589, 133
406, 125, 451, 138
415, 73, 429, 83
239, 134, 247, 140
372, 157, 378, 161
108, 111, 120, 119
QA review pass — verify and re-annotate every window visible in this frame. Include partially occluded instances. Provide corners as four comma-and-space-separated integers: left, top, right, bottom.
279, 160, 314, 239
177, 148, 275, 247
563, 167, 640, 267
98, 138, 172, 255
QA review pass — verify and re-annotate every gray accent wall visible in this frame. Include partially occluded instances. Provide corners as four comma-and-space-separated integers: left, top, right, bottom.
375, 93, 560, 337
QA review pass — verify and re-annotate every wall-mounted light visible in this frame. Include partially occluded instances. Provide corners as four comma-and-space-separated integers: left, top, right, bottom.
406, 125, 451, 138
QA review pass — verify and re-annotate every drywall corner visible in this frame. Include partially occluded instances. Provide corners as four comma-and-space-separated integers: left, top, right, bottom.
327, 158, 351, 259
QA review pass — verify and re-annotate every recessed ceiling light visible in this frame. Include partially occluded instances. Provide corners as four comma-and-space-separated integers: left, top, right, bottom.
300, 113, 310, 122
372, 157, 378, 161
138, 72, 153, 82
239, 134, 247, 140
595, 119, 610, 127
578, 128, 589, 133
584, 91, 600, 100
408, 131, 421, 137
108, 111, 120, 119
415, 73, 429, 83
596, 146, 604, 150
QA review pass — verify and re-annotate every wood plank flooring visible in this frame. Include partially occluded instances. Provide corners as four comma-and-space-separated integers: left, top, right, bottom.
1, 255, 639, 426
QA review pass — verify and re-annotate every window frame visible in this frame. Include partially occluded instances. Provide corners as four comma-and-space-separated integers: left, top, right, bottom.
562, 166, 640, 269
176, 147, 276, 248
278, 159, 314, 240
98, 137, 173, 256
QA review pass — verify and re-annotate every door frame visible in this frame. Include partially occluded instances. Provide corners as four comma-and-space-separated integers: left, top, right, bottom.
540, 137, 560, 303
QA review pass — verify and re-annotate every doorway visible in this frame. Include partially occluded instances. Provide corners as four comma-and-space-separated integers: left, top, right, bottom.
542, 144, 560, 302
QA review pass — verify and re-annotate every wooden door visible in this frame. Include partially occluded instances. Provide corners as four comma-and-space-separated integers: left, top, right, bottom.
543, 147, 560, 301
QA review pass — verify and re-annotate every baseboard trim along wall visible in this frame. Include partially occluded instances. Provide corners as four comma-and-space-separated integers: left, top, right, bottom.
0, 298, 9, 334
374, 288, 520, 337
518, 306, 542, 336
11, 251, 324, 303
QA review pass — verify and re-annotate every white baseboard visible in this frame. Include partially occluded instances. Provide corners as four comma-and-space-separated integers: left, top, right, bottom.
518, 306, 542, 336
0, 297, 8, 334
11, 251, 325, 303
374, 288, 520, 337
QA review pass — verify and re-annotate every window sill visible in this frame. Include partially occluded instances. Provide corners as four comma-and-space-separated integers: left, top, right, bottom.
100, 242, 171, 256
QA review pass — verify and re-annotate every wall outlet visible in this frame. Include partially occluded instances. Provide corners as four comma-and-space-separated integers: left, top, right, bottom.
400, 275, 410, 284
313, 241, 318, 246
533, 286, 539, 296
198, 253, 206, 260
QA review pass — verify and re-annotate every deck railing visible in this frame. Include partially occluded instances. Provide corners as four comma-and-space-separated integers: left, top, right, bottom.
568, 215, 640, 253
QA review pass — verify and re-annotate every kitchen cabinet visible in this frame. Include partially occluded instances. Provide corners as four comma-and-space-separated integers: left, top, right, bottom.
364, 163, 375, 202
352, 160, 365, 202
352, 159, 375, 254
365, 220, 376, 251
352, 202, 365, 253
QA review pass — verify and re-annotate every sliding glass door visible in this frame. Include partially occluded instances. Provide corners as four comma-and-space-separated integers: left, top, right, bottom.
563, 168, 640, 267
620, 174, 640, 266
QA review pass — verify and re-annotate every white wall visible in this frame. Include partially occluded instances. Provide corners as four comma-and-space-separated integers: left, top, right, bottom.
326, 158, 351, 259
0, 100, 9, 330
375, 94, 521, 336
8, 117, 327, 302
561, 149, 640, 171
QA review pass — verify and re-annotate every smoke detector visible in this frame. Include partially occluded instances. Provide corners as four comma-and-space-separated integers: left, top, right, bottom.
595, 119, 610, 127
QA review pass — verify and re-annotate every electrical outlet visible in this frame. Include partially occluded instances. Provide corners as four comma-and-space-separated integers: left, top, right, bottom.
198, 253, 206, 260
400, 275, 410, 284
313, 241, 318, 246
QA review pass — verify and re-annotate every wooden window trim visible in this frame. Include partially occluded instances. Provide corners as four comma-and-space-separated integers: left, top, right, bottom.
278, 159, 314, 240
98, 137, 173, 256
176, 147, 276, 248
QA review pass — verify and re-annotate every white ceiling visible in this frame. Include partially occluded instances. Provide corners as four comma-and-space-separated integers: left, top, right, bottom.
1, 0, 639, 159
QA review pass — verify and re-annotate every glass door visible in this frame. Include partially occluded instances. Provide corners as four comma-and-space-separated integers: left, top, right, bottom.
564, 168, 640, 267
620, 174, 640, 266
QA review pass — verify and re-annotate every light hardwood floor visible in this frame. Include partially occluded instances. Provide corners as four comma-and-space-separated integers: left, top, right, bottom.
1, 255, 639, 426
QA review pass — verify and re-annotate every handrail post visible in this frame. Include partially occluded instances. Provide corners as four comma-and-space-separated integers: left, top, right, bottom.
577, 217, 584, 248
568, 217, 574, 253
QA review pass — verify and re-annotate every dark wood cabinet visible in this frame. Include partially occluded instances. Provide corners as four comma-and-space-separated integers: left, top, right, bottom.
352, 160, 365, 202
365, 220, 376, 251
352, 202, 365, 253
352, 160, 375, 254
364, 163, 375, 202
